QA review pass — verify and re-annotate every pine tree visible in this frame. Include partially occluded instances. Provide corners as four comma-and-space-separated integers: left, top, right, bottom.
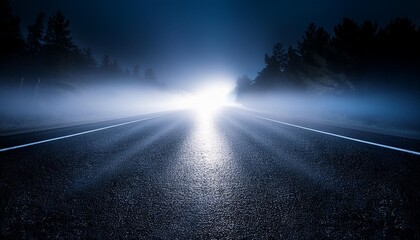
286, 47, 300, 73
382, 18, 418, 62
81, 48, 96, 69
264, 43, 287, 72
27, 12, 45, 55
100, 54, 110, 70
298, 23, 330, 66
0, 0, 24, 59
43, 11, 75, 57
254, 43, 287, 89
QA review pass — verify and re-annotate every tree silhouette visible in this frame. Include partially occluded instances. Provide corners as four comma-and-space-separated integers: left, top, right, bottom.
254, 43, 287, 89
44, 11, 75, 55
80, 48, 96, 70
380, 18, 419, 66
27, 12, 45, 55
43, 11, 77, 75
357, 20, 379, 69
298, 23, 331, 67
331, 18, 359, 72
284, 47, 306, 90
0, 0, 24, 79
1, 1, 418, 93
285, 47, 301, 75
266, 43, 288, 72
100, 54, 110, 70
331, 18, 379, 75
0, 4, 162, 87
0, 0, 24, 55
236, 17, 420, 99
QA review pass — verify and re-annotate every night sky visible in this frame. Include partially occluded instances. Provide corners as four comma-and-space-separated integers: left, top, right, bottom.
10, 0, 420, 88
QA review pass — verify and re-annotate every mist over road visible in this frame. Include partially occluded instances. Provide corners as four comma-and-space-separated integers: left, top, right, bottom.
1, 108, 419, 239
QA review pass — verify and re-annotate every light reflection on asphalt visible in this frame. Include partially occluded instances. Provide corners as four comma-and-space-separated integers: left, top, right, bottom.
169, 110, 242, 232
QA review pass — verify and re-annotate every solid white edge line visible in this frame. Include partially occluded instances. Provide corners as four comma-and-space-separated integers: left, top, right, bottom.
0, 115, 162, 153
251, 115, 420, 156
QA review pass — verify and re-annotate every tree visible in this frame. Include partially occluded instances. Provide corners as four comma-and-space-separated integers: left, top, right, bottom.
27, 12, 45, 55
358, 20, 379, 65
41, 11, 80, 78
80, 48, 96, 70
284, 47, 307, 90
381, 18, 419, 64
265, 43, 287, 72
0, 0, 25, 81
100, 54, 110, 70
330, 18, 379, 74
298, 23, 331, 66
43, 11, 76, 58
332, 18, 359, 49
285, 47, 301, 75
331, 18, 360, 74
359, 20, 378, 48
0, 0, 24, 63
254, 43, 287, 89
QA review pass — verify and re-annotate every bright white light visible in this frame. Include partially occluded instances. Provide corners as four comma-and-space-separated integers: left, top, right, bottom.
174, 82, 235, 117
193, 86, 231, 109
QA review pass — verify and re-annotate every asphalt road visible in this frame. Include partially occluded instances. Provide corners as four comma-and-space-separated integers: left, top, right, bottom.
1, 108, 419, 239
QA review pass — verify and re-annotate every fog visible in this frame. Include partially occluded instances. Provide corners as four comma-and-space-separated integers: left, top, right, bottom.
237, 87, 420, 139
1, 75, 418, 140
0, 80, 195, 133
1, 0, 419, 139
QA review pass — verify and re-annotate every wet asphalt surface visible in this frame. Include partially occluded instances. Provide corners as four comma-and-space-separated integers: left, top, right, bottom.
1, 108, 419, 239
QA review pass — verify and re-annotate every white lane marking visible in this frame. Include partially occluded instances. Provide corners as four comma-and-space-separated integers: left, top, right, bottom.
0, 115, 162, 153
251, 115, 420, 156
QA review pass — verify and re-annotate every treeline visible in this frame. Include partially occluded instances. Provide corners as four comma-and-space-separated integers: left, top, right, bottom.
236, 18, 420, 99
0, 0, 159, 87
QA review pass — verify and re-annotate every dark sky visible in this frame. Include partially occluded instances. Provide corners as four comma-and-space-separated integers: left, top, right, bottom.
10, 0, 420, 88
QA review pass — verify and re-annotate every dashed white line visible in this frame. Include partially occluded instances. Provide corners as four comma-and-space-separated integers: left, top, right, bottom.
251, 115, 420, 156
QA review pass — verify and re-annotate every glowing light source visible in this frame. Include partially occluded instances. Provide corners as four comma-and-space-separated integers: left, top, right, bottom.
175, 82, 234, 117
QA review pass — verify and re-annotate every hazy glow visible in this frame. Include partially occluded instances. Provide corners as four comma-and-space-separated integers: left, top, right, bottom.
174, 80, 235, 118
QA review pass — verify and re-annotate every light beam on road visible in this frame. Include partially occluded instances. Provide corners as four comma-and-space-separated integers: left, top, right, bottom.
168, 109, 241, 227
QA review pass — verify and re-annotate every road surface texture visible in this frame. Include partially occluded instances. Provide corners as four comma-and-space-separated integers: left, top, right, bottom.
1, 108, 419, 239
